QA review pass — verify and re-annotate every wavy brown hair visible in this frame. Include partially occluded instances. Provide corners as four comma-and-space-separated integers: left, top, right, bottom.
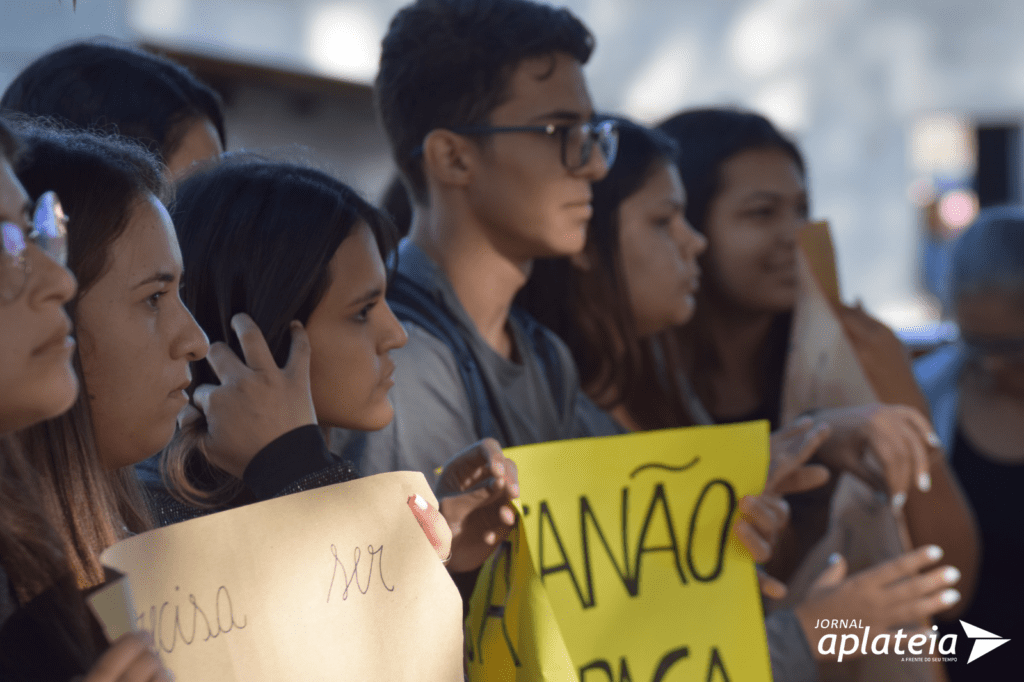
0, 118, 108, 671
11, 124, 160, 588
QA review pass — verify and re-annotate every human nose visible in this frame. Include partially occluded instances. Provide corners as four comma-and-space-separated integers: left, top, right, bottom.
674, 217, 708, 259
574, 137, 611, 181
25, 243, 77, 308
378, 301, 408, 353
170, 298, 210, 362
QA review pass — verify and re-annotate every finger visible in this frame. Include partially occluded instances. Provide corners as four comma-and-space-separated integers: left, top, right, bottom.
897, 407, 939, 492
176, 403, 203, 431
758, 569, 788, 600
886, 564, 961, 604
887, 586, 962, 625
772, 464, 831, 496
810, 553, 848, 591
231, 312, 278, 373
435, 438, 503, 497
893, 414, 930, 499
408, 494, 452, 563
115, 645, 164, 682
733, 519, 771, 563
739, 495, 789, 541
877, 417, 913, 507
191, 384, 216, 416
863, 545, 944, 587
84, 633, 154, 681
204, 341, 248, 383
843, 445, 889, 493
766, 422, 832, 495
283, 321, 312, 382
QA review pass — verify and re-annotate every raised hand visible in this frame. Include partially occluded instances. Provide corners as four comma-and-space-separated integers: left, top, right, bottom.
767, 417, 832, 496
186, 313, 317, 478
435, 438, 520, 573
793, 545, 961, 661
811, 404, 940, 508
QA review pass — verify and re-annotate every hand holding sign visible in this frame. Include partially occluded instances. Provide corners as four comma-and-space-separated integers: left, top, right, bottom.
83, 633, 170, 682
436, 437, 520, 572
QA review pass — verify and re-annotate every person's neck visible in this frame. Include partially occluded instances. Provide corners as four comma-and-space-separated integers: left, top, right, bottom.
409, 207, 529, 360
700, 297, 778, 416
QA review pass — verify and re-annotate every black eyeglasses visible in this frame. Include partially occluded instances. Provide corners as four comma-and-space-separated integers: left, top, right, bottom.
1, 191, 69, 303
415, 118, 619, 171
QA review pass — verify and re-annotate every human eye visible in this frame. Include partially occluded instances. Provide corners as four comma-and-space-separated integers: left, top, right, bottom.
353, 299, 377, 323
145, 288, 170, 311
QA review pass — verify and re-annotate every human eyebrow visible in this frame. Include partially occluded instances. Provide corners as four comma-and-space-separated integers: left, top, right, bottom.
132, 272, 176, 290
346, 287, 384, 309
529, 110, 586, 125
741, 191, 783, 203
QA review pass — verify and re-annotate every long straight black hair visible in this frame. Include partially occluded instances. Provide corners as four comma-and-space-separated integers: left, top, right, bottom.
518, 117, 694, 427
165, 157, 397, 504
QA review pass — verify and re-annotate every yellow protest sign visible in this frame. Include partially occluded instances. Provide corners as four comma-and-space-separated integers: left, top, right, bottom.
467, 423, 772, 682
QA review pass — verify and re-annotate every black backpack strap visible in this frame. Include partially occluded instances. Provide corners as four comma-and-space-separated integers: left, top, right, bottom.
387, 272, 504, 442
508, 306, 566, 409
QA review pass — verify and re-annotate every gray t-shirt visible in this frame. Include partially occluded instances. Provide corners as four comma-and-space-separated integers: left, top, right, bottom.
331, 240, 623, 483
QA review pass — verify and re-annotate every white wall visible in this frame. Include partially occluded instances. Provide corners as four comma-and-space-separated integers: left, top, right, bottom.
5, 0, 1024, 326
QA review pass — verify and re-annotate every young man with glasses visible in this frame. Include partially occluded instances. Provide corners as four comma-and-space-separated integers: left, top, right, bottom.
334, 0, 625, 486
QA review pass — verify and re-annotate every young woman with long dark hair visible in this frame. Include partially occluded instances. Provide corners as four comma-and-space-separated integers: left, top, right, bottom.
0, 118, 168, 681
520, 117, 967, 679
145, 156, 518, 574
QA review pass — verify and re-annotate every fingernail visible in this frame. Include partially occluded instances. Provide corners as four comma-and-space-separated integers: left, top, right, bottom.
939, 588, 961, 606
925, 545, 944, 561
892, 492, 907, 510
918, 473, 932, 492
412, 494, 428, 510
828, 552, 843, 565
926, 431, 942, 448
492, 460, 504, 476
943, 566, 961, 584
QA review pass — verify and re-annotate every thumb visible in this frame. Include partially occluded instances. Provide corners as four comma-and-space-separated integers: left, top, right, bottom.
177, 402, 203, 431
284, 321, 312, 381
811, 553, 848, 591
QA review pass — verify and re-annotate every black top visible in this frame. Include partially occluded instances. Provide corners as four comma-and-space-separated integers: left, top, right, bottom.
0, 567, 107, 681
138, 425, 360, 526
939, 427, 1023, 681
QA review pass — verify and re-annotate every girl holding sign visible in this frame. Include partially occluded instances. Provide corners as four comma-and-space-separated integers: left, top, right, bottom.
144, 156, 519, 574
0, 120, 169, 680
519, 117, 967, 680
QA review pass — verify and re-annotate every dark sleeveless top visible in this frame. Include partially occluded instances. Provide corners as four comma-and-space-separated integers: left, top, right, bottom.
938, 427, 1023, 680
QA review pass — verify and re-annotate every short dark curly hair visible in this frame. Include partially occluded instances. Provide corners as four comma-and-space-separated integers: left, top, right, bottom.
375, 0, 594, 205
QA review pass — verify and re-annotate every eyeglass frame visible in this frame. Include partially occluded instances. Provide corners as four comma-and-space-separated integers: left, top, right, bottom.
1, 190, 70, 303
411, 118, 619, 171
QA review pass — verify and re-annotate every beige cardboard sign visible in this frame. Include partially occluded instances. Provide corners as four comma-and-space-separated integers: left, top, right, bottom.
98, 472, 463, 681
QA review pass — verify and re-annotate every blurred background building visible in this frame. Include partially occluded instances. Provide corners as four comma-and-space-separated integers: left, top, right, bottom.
2, 0, 1022, 333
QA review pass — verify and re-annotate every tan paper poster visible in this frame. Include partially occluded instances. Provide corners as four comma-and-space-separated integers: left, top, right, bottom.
96, 471, 463, 681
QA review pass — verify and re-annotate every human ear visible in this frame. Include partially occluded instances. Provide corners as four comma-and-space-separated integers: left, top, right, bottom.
421, 130, 473, 188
